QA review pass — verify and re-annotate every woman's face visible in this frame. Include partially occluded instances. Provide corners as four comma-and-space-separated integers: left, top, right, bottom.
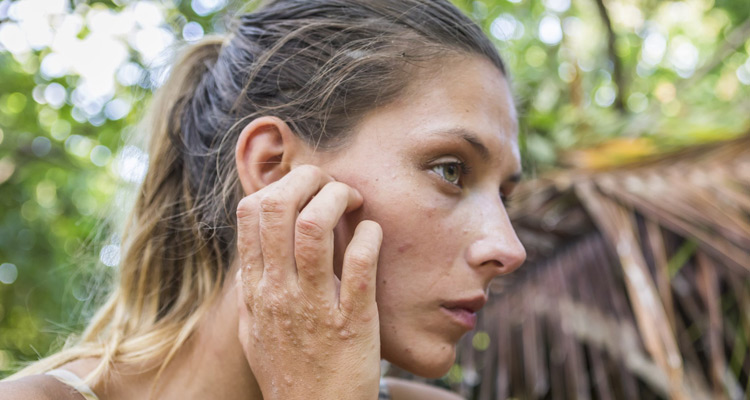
315, 55, 526, 378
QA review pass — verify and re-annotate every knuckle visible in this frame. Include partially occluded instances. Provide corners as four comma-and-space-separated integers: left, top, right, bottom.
295, 216, 327, 241
259, 192, 288, 215
346, 249, 375, 270
236, 196, 258, 219
358, 308, 378, 324
334, 313, 353, 330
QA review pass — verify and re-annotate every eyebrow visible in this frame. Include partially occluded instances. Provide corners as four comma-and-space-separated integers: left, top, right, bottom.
434, 127, 523, 183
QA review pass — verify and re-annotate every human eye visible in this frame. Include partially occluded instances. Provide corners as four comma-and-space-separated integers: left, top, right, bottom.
430, 159, 471, 187
500, 183, 518, 207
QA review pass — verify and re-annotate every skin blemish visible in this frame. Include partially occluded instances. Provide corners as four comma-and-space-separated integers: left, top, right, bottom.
397, 243, 412, 254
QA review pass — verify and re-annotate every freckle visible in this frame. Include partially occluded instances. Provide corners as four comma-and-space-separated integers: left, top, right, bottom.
381, 279, 387, 285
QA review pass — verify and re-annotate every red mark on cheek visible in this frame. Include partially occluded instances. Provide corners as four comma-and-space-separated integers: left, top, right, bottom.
359, 282, 368, 291
397, 243, 412, 254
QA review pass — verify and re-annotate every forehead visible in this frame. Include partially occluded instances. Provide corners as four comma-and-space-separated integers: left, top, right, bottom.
353, 55, 520, 170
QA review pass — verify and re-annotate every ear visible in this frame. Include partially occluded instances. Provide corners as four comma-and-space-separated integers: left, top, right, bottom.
235, 116, 305, 194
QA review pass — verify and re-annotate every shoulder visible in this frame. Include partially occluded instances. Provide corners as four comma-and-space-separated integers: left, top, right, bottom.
382, 377, 464, 400
0, 374, 85, 400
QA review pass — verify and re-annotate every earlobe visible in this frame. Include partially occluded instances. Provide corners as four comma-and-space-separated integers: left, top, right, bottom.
235, 116, 301, 195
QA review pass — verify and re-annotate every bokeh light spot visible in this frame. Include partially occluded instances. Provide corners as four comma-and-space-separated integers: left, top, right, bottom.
50, 119, 71, 141
472, 331, 490, 351
90, 145, 112, 167
31, 136, 52, 157
5, 93, 28, 114
115, 145, 149, 183
183, 21, 204, 42
627, 92, 648, 113
490, 14, 523, 41
595, 86, 616, 107
525, 45, 547, 68
543, 0, 570, 13
538, 15, 562, 45
44, 83, 67, 109
36, 180, 57, 208
0, 263, 18, 284
99, 244, 121, 267
104, 98, 131, 120
117, 62, 144, 87
191, 0, 226, 17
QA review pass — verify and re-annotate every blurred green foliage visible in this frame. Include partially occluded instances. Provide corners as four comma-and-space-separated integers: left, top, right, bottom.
0, 0, 749, 379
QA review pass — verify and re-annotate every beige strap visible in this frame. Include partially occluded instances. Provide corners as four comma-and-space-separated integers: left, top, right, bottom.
45, 369, 100, 400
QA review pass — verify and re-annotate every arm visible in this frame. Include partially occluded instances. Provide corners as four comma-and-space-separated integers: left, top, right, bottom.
383, 377, 464, 400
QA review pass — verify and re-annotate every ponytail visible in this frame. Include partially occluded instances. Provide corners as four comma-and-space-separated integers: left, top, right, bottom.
9, 38, 229, 386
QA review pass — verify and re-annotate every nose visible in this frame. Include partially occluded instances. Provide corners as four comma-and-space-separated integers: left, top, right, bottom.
464, 199, 526, 278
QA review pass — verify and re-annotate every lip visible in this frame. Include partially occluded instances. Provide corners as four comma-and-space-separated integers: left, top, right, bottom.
441, 306, 478, 330
442, 295, 487, 313
440, 295, 487, 330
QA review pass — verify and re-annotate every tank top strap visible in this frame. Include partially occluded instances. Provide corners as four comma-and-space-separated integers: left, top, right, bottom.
45, 369, 100, 400
378, 377, 391, 399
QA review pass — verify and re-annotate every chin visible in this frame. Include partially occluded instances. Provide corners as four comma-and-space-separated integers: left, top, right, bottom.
384, 340, 457, 378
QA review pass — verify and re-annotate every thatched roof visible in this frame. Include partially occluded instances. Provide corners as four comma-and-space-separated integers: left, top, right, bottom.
388, 134, 750, 399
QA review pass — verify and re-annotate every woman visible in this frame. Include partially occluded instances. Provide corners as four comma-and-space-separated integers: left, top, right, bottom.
2, 0, 525, 398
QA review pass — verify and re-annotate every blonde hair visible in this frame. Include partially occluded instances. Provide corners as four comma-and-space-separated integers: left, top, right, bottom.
11, 37, 228, 384
10, 0, 506, 391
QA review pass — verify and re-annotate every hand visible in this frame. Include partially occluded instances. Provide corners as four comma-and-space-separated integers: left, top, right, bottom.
236, 165, 383, 400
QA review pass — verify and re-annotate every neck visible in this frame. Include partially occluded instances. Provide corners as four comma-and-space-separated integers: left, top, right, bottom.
67, 273, 263, 400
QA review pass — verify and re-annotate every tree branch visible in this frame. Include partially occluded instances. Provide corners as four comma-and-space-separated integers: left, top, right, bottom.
594, 0, 626, 113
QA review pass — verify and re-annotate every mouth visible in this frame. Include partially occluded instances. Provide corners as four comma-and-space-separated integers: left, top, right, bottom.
440, 295, 487, 330
440, 307, 478, 330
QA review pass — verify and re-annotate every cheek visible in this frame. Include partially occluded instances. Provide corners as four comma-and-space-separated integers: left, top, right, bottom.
377, 204, 458, 265
331, 169, 468, 294
370, 199, 464, 298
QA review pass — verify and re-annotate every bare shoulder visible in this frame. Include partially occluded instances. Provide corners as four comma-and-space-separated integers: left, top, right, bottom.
0, 374, 85, 400
383, 377, 464, 400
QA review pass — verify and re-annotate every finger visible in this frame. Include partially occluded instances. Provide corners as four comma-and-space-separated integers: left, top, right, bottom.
258, 165, 333, 284
235, 269, 254, 356
237, 194, 264, 287
339, 220, 382, 317
295, 181, 363, 300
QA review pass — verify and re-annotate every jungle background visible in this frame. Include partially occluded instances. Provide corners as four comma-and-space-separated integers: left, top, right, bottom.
0, 0, 749, 398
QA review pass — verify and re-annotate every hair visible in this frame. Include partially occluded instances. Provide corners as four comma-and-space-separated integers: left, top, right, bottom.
12, 0, 506, 389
